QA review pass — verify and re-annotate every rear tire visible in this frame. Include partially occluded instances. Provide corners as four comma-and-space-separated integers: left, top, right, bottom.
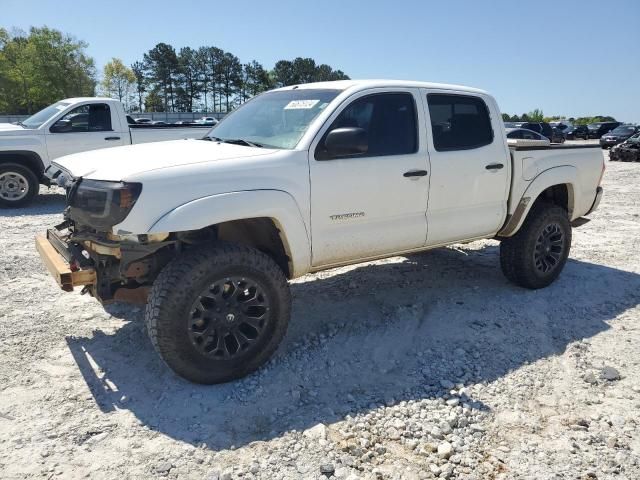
0, 163, 38, 208
145, 242, 291, 384
500, 203, 571, 289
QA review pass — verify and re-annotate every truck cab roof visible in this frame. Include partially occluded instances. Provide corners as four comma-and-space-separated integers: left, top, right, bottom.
58, 97, 116, 104
272, 79, 489, 96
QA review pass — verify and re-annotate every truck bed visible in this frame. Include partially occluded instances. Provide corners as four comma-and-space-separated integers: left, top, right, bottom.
509, 143, 602, 151
508, 143, 604, 222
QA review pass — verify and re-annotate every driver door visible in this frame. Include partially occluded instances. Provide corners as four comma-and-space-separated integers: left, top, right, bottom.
309, 88, 430, 267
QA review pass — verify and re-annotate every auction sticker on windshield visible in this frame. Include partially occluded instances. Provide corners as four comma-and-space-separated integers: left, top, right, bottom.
284, 100, 320, 110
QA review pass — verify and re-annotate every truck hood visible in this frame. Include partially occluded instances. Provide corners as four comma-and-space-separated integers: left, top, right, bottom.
0, 123, 36, 134
53, 138, 277, 181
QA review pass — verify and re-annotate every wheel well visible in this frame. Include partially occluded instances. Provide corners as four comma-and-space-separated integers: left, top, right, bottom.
498, 183, 573, 238
535, 184, 572, 216
214, 218, 291, 278
0, 151, 45, 179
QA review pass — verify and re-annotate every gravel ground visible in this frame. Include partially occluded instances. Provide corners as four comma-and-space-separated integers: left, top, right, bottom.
1, 149, 639, 480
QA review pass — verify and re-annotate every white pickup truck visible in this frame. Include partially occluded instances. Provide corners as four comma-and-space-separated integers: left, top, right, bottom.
0, 97, 210, 206
37, 80, 604, 384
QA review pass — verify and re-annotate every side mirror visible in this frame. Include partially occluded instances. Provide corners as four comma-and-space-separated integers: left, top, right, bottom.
322, 127, 368, 158
50, 119, 72, 133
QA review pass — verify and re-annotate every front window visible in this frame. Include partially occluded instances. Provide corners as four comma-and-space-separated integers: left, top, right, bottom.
51, 104, 112, 133
316, 92, 418, 159
207, 89, 341, 149
20, 102, 70, 129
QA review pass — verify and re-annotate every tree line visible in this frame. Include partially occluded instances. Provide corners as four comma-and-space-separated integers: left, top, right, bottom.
502, 109, 617, 125
115, 43, 349, 113
0, 27, 96, 114
0, 26, 349, 114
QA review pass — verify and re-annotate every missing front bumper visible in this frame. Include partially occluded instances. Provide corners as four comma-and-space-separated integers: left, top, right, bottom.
35, 233, 96, 292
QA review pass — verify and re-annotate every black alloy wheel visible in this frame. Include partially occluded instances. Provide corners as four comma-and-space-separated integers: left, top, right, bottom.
188, 276, 271, 359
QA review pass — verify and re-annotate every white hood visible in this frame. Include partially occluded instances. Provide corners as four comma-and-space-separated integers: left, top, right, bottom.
0, 123, 27, 132
53, 138, 276, 181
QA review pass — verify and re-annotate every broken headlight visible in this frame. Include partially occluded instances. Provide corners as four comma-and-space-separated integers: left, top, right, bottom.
69, 179, 142, 231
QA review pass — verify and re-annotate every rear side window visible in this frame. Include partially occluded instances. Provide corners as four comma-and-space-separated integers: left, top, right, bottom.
427, 94, 493, 151
321, 92, 418, 158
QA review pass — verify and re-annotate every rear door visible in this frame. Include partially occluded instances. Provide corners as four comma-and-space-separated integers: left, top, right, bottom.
421, 90, 510, 245
45, 103, 126, 160
309, 88, 430, 266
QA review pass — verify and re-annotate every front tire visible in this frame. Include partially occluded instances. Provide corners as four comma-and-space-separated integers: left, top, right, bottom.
0, 163, 38, 208
500, 203, 571, 289
145, 243, 291, 384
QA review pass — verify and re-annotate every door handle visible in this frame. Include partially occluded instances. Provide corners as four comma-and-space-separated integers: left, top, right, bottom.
485, 163, 504, 170
403, 170, 428, 177
104, 136, 121, 141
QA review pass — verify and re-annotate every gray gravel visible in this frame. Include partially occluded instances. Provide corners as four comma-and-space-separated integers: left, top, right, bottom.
1, 150, 639, 479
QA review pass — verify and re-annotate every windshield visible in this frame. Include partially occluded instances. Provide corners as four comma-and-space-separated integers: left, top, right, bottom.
208, 89, 341, 149
609, 126, 635, 135
20, 102, 70, 129
587, 123, 602, 130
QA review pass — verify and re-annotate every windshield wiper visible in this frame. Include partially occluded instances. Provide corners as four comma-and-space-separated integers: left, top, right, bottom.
206, 136, 265, 148
222, 138, 265, 148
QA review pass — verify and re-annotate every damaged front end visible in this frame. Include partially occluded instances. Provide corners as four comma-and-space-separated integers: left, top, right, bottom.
610, 138, 640, 162
36, 165, 176, 304
37, 221, 174, 304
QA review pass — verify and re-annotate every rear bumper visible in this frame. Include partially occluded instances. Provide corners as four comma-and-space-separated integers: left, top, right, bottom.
35, 231, 96, 292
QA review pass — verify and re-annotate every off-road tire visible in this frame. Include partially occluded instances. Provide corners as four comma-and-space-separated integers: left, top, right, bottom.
145, 242, 291, 384
0, 163, 38, 208
500, 202, 572, 289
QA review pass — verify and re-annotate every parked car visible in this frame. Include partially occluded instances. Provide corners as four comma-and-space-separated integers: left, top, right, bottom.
599, 124, 638, 149
513, 122, 554, 141
609, 133, 640, 161
551, 127, 566, 144
549, 121, 573, 131
195, 116, 219, 126
0, 98, 211, 206
505, 128, 551, 145
587, 121, 621, 139
38, 80, 605, 384
134, 118, 152, 124
565, 125, 590, 140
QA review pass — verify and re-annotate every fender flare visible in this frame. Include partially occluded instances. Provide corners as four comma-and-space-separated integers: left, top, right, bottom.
0, 150, 46, 178
148, 190, 311, 277
499, 166, 577, 237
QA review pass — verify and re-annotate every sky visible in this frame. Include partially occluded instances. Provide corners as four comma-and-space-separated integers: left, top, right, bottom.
3, 0, 640, 121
